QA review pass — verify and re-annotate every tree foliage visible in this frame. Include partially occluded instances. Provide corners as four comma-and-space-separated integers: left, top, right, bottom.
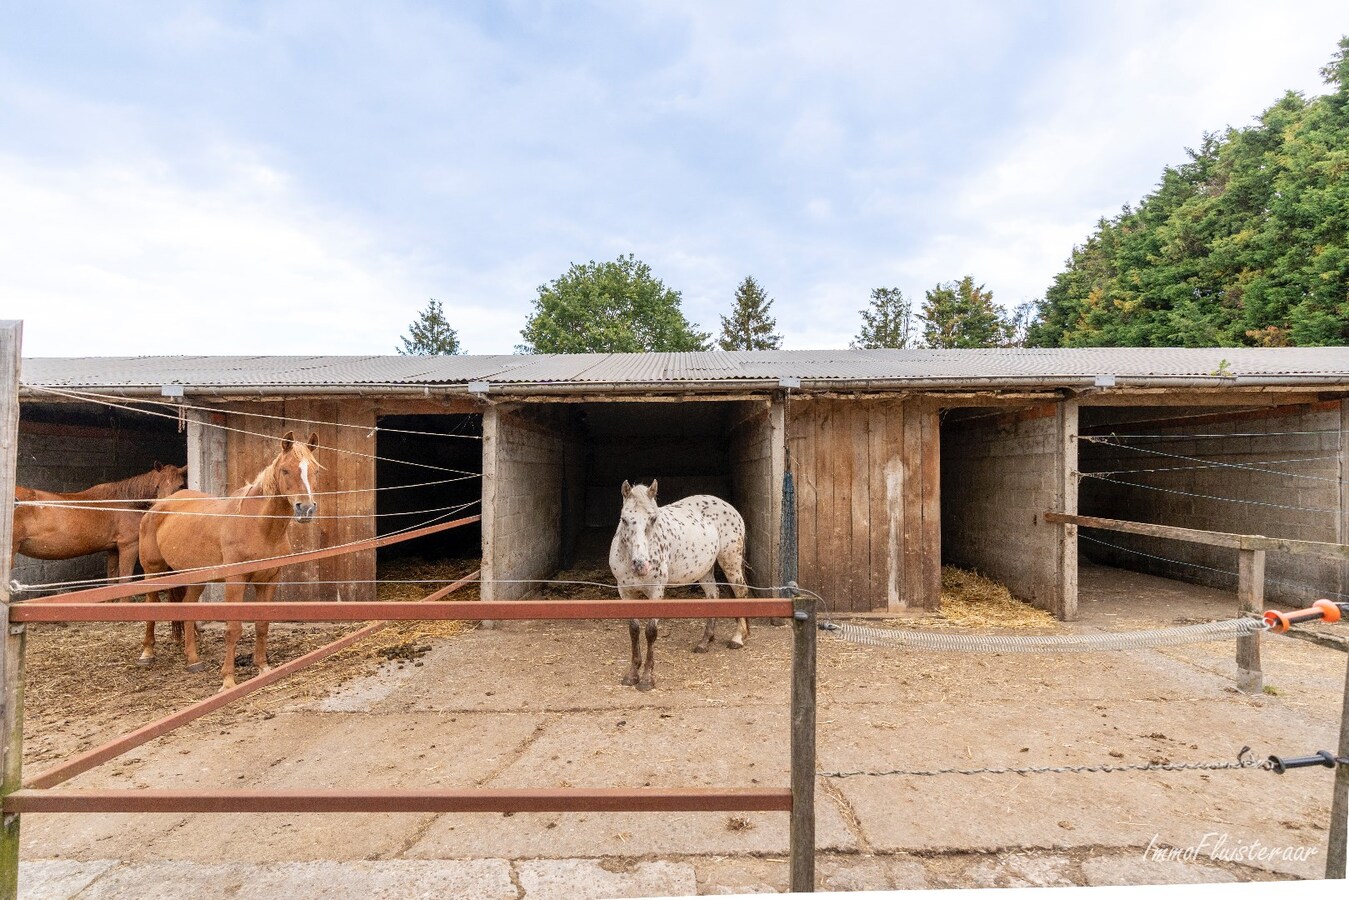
718, 276, 782, 350
397, 299, 462, 355
920, 277, 1014, 348
518, 254, 710, 353
852, 287, 915, 348
1028, 37, 1349, 348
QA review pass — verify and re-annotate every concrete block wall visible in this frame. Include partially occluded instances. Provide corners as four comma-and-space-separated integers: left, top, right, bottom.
483, 404, 578, 601
13, 414, 186, 596
941, 403, 1070, 615
1079, 400, 1347, 604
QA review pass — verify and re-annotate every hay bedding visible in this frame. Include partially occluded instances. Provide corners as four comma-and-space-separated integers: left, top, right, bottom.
23, 558, 480, 768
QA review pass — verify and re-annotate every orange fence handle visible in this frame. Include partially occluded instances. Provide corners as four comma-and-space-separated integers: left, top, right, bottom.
1263, 599, 1343, 634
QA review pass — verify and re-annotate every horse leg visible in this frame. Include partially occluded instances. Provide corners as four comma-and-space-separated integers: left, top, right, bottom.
251, 576, 279, 675
638, 618, 659, 692
139, 586, 160, 667
180, 584, 207, 673
695, 571, 718, 653
618, 585, 642, 686
719, 551, 750, 650
219, 577, 247, 690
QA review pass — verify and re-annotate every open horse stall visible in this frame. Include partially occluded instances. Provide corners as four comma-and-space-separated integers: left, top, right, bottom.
13, 348, 1349, 618
11, 398, 186, 597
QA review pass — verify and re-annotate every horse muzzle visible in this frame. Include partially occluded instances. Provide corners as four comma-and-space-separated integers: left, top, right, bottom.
294, 501, 318, 523
632, 560, 652, 578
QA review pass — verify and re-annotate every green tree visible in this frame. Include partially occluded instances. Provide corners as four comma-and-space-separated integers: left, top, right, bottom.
518, 254, 710, 353
1027, 37, 1349, 348
397, 299, 462, 355
920, 277, 1011, 348
718, 276, 782, 350
852, 287, 914, 349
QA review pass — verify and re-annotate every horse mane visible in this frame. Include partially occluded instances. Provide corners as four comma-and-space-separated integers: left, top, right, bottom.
239, 440, 321, 499
81, 469, 171, 503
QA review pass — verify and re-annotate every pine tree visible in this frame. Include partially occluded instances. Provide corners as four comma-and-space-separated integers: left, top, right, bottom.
398, 299, 462, 355
920, 277, 1011, 348
718, 276, 782, 350
851, 287, 914, 349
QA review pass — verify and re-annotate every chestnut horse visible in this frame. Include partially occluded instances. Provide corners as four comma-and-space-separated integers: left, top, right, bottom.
609, 480, 750, 691
138, 432, 321, 690
12, 463, 188, 585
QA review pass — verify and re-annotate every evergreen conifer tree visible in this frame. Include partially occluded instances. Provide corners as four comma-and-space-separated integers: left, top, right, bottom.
398, 299, 462, 355
718, 276, 783, 350
852, 287, 914, 349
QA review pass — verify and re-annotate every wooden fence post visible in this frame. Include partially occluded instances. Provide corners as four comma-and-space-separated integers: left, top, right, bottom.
1328, 652, 1349, 879
789, 587, 816, 893
0, 321, 24, 900
1236, 546, 1265, 694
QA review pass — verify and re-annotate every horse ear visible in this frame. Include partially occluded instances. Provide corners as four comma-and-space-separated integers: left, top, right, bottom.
649, 479, 658, 500
281, 431, 296, 451
621, 480, 632, 498
153, 461, 163, 471
307, 432, 319, 451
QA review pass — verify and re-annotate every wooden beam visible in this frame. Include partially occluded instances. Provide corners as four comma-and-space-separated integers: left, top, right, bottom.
789, 593, 817, 894
1236, 548, 1265, 693
1044, 512, 1349, 561
0, 321, 23, 900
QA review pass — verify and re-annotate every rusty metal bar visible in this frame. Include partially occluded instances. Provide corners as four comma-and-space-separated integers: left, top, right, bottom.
3, 787, 793, 814
12, 598, 793, 624
25, 515, 481, 605
418, 568, 481, 603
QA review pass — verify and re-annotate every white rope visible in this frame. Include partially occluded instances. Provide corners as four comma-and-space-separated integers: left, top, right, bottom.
1083, 438, 1349, 486
826, 617, 1267, 653
32, 386, 483, 440
13, 475, 478, 506
29, 387, 479, 476
1080, 429, 1348, 439
16, 500, 483, 521
1085, 454, 1340, 478
1078, 473, 1339, 513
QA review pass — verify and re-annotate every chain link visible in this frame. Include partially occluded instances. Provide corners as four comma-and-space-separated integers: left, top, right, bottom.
821, 746, 1273, 779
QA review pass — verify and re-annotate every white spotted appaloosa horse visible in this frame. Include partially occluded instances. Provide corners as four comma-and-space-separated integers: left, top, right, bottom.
609, 480, 750, 691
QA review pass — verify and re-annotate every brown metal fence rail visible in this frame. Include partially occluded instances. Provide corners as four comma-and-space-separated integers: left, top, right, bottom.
0, 511, 816, 897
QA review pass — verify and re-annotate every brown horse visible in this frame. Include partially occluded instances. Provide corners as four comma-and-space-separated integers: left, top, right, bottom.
138, 431, 321, 690
12, 463, 188, 585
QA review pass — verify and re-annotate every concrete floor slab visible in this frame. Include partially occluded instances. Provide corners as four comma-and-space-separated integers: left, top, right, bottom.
515, 858, 698, 900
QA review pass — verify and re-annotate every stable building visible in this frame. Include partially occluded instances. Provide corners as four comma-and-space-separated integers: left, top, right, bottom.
15, 348, 1349, 617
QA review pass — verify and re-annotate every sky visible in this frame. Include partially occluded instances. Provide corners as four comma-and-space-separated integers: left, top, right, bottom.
3, 1, 1348, 358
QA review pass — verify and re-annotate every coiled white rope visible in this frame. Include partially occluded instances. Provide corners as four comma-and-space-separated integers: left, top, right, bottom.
824, 616, 1267, 653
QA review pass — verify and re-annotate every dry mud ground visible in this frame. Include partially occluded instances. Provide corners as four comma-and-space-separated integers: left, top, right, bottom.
16, 561, 1348, 898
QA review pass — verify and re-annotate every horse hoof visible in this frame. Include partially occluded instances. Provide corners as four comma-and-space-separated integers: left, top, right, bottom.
637, 680, 655, 692
186, 661, 206, 674
136, 656, 154, 668
692, 644, 709, 654
621, 674, 639, 686
728, 640, 744, 650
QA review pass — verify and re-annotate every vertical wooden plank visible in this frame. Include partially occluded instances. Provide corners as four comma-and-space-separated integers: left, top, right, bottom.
795, 403, 819, 606
919, 400, 942, 612
0, 321, 24, 900
769, 397, 786, 590
885, 397, 906, 611
789, 591, 816, 893
1236, 547, 1265, 694
850, 402, 871, 612
866, 400, 887, 611
1339, 400, 1348, 602
480, 405, 499, 603
902, 399, 924, 609
833, 403, 855, 610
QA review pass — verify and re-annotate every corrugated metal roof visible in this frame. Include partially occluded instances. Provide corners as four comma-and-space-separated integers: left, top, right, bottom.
19, 347, 1349, 391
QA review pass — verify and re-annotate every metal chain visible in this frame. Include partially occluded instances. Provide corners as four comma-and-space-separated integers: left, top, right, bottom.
820, 747, 1273, 779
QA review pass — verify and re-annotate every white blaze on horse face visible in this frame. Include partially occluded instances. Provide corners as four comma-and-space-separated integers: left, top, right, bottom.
299, 459, 313, 503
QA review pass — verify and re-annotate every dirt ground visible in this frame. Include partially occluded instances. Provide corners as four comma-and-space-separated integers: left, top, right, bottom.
15, 560, 1349, 898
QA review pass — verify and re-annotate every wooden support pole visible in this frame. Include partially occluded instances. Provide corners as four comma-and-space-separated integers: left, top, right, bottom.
789, 588, 816, 893
1236, 548, 1265, 694
1329, 652, 1349, 879
0, 321, 23, 900
1057, 399, 1079, 621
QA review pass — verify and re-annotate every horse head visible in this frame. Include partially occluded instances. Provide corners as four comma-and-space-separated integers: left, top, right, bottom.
151, 461, 188, 498
274, 431, 322, 523
618, 479, 660, 578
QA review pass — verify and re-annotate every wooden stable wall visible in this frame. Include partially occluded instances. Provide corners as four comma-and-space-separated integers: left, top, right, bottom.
788, 397, 940, 612
223, 400, 376, 603
729, 399, 784, 594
